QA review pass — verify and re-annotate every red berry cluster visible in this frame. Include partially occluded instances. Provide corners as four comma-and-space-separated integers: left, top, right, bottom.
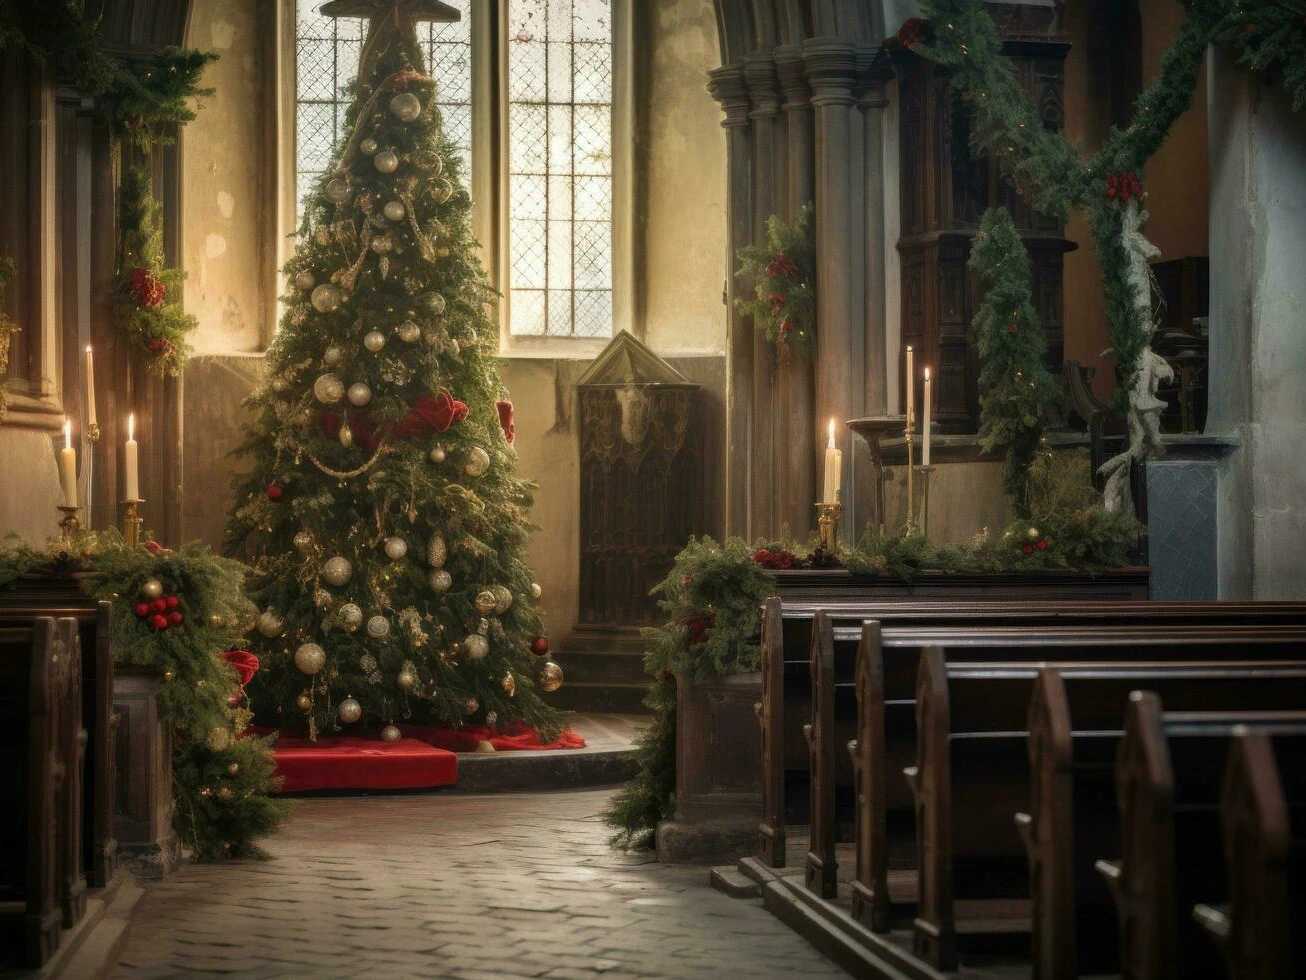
134, 594, 184, 632
752, 548, 800, 570
129, 267, 165, 308
684, 613, 716, 645
893, 18, 926, 47
1020, 536, 1054, 555
1105, 171, 1142, 203
765, 253, 797, 278
145, 337, 175, 357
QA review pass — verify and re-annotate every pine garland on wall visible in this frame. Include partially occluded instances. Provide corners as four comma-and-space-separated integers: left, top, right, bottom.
113, 168, 197, 375
734, 204, 817, 363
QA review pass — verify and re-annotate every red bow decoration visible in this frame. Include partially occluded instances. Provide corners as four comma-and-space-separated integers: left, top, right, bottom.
129, 267, 165, 308
496, 400, 516, 445
222, 649, 260, 688
144, 540, 171, 555
393, 390, 468, 440
891, 18, 926, 47
1105, 170, 1143, 203
320, 410, 380, 452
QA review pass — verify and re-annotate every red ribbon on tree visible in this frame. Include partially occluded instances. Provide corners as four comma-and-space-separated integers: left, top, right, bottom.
496, 399, 516, 445
393, 390, 468, 439
222, 649, 260, 688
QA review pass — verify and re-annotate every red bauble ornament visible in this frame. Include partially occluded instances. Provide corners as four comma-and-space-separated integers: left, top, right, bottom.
266, 483, 285, 501
167, 611, 184, 627
530, 635, 550, 656
134, 602, 150, 618
151, 598, 168, 614
1022, 544, 1034, 554
165, 595, 180, 609
150, 614, 169, 631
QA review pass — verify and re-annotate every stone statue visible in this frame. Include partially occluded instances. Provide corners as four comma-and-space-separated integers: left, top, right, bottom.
1098, 199, 1172, 514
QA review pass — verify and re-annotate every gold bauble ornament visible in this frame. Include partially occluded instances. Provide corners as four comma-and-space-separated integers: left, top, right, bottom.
324, 176, 351, 203
1026, 527, 1041, 541
390, 92, 422, 122
374, 150, 399, 174
360, 137, 379, 155
397, 319, 421, 343
384, 536, 408, 561
323, 345, 343, 366
491, 585, 513, 615
363, 329, 387, 352
530, 582, 543, 599
310, 283, 344, 313
397, 669, 417, 691
313, 372, 345, 404
257, 610, 284, 637
380, 724, 402, 743
501, 672, 517, 697
322, 555, 353, 586
366, 615, 391, 639
475, 590, 497, 615
538, 661, 564, 693
293, 530, 315, 552
295, 270, 316, 291
465, 446, 491, 478
464, 633, 489, 660
163, 670, 175, 682
294, 643, 326, 675
227, 763, 240, 775
429, 444, 446, 463
338, 697, 363, 724
429, 569, 453, 592
296, 692, 313, 711
338, 603, 363, 633
140, 578, 164, 600
383, 200, 406, 222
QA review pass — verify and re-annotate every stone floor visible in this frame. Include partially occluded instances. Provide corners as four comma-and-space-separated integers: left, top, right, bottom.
113, 788, 846, 980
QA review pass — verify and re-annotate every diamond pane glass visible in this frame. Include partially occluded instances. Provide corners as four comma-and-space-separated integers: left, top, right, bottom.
295, 0, 474, 220
507, 0, 612, 338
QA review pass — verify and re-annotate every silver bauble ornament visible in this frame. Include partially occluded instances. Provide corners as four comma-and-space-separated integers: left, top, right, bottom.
396, 320, 421, 343
1027, 527, 1041, 541
420, 291, 447, 315
296, 692, 312, 711
293, 530, 314, 552
380, 724, 402, 743
397, 669, 417, 691
310, 283, 343, 313
383, 200, 406, 222
324, 176, 351, 203
366, 615, 391, 639
313, 373, 345, 404
360, 137, 379, 155
141, 578, 164, 600
429, 445, 446, 463
464, 633, 489, 660
363, 329, 387, 352
346, 382, 373, 407
539, 661, 564, 693
295, 270, 316, 292
389, 92, 422, 122
323, 345, 343, 366
384, 536, 408, 561
434, 177, 454, 203
429, 569, 452, 592
491, 585, 513, 615
427, 534, 447, 567
323, 556, 353, 586
465, 446, 491, 478
257, 610, 284, 637
475, 590, 497, 615
530, 582, 543, 599
337, 697, 362, 724
338, 603, 363, 633
294, 643, 326, 675
374, 150, 399, 173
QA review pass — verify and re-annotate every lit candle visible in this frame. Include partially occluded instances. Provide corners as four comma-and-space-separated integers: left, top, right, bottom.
922, 368, 933, 467
84, 346, 97, 429
125, 413, 140, 500
822, 418, 843, 505
905, 345, 915, 422
59, 419, 78, 508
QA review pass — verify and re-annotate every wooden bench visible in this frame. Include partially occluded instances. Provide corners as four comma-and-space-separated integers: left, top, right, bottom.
0, 585, 116, 891
1022, 663, 1306, 978
1193, 729, 1306, 980
0, 617, 83, 968
1098, 694, 1306, 980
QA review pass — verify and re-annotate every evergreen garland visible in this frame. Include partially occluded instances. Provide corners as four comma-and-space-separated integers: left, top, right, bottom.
0, 532, 292, 861
969, 207, 1062, 516
734, 204, 817, 363
0, 257, 17, 421
0, 1, 217, 147
113, 168, 197, 375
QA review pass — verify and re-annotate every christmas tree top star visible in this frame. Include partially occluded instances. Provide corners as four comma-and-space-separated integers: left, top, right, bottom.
320, 0, 461, 81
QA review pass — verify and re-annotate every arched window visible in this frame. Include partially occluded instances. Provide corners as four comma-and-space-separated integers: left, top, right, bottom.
293, 0, 622, 347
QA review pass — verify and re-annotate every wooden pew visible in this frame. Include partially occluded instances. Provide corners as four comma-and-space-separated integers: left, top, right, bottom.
1098, 694, 1306, 980
0, 589, 116, 891
1193, 729, 1306, 980
758, 598, 1306, 873
1023, 664, 1306, 979
0, 617, 81, 968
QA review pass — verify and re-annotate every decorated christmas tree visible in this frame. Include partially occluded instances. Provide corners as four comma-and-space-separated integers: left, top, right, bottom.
226, 0, 563, 741
969, 206, 1062, 517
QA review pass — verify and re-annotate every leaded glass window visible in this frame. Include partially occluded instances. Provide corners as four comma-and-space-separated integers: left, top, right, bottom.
294, 0, 473, 219
506, 0, 613, 338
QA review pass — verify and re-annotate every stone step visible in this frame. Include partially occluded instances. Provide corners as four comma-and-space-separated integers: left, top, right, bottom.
710, 866, 763, 899
553, 647, 650, 686
545, 680, 651, 714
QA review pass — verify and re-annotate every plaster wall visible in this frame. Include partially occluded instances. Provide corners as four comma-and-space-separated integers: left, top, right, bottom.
1207, 49, 1306, 600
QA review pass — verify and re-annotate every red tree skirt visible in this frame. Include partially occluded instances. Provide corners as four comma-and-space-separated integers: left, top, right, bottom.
400, 722, 586, 753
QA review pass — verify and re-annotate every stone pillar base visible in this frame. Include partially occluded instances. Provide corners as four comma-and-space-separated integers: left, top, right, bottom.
117, 834, 183, 882
655, 818, 757, 865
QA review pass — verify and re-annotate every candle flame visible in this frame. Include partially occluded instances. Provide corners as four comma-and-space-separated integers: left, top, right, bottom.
85, 345, 93, 354
128, 413, 135, 441
64, 418, 72, 450
827, 418, 836, 448
906, 344, 913, 353
924, 367, 931, 381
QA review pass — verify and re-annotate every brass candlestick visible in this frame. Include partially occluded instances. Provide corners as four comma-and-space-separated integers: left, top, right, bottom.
916, 465, 935, 540
904, 407, 917, 534
57, 505, 81, 543
121, 498, 144, 548
815, 494, 843, 556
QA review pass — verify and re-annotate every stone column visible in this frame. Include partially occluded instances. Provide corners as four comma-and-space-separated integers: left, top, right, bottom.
804, 40, 862, 539
709, 66, 754, 539
858, 66, 890, 417
746, 54, 784, 538
776, 47, 816, 538
1207, 49, 1306, 599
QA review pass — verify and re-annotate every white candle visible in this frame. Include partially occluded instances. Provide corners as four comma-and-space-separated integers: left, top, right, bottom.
822, 418, 843, 505
125, 413, 140, 500
59, 419, 78, 508
905, 345, 915, 422
922, 368, 933, 467
84, 346, 97, 428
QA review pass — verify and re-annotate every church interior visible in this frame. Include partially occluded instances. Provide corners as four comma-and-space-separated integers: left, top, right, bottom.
2, 0, 1305, 977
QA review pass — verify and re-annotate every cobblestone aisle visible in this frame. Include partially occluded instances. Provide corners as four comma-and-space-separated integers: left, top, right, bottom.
114, 788, 845, 979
